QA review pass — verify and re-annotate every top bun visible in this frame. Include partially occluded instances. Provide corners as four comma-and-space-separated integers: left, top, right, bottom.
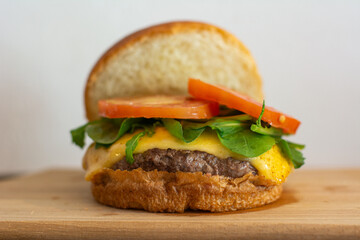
85, 21, 263, 121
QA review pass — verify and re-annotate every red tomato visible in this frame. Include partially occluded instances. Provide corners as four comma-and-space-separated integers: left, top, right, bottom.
98, 95, 219, 119
188, 78, 301, 134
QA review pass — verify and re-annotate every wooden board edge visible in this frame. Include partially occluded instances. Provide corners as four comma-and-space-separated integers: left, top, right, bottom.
1, 221, 359, 240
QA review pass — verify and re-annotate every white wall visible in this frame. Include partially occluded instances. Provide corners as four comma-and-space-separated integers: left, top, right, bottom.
1, 0, 359, 174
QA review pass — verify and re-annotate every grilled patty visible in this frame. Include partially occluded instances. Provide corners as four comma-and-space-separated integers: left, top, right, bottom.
111, 148, 257, 178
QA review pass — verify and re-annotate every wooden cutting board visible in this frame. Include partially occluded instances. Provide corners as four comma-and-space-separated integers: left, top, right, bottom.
0, 169, 359, 239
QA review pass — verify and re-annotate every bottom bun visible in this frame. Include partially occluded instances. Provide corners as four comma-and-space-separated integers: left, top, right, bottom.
91, 168, 282, 213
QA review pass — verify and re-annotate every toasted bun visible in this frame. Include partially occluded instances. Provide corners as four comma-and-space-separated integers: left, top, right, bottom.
91, 168, 282, 213
85, 21, 263, 121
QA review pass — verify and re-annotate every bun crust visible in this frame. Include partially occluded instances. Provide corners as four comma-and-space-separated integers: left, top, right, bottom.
91, 168, 282, 213
85, 21, 263, 121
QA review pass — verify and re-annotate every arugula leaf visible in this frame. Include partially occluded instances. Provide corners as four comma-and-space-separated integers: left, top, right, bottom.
250, 124, 284, 137
125, 131, 146, 164
70, 109, 305, 168
124, 120, 162, 163
145, 121, 162, 136
287, 141, 305, 150
217, 129, 275, 158
247, 100, 305, 166
250, 100, 285, 137
85, 119, 120, 144
256, 100, 266, 126
204, 118, 275, 158
162, 119, 205, 143
277, 139, 305, 168
70, 123, 88, 148
72, 118, 161, 151
207, 119, 249, 136
130, 120, 161, 137
86, 118, 141, 145
214, 114, 253, 122
163, 118, 275, 158
94, 142, 110, 149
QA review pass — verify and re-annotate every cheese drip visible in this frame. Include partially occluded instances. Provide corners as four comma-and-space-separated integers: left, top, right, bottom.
83, 127, 293, 183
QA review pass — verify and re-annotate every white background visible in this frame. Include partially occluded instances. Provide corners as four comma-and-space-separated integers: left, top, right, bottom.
1, 0, 359, 174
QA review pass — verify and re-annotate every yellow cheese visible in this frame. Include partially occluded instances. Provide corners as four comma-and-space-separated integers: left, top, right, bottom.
83, 127, 293, 183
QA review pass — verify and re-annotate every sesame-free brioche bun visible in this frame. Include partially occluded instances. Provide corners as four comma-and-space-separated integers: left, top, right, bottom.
85, 21, 263, 121
92, 168, 282, 213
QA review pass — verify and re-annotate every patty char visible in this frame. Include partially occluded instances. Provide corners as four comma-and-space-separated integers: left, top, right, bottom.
111, 148, 257, 178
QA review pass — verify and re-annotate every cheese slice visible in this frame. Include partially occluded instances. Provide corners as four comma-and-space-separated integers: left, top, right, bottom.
83, 127, 293, 183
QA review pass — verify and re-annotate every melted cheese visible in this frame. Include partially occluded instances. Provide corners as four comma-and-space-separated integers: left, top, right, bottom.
83, 127, 293, 183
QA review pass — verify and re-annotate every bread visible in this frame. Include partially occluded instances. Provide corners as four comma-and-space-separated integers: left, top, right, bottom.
85, 21, 263, 121
92, 168, 282, 213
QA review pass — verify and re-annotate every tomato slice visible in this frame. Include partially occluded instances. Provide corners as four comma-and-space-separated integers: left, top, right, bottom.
98, 95, 219, 119
188, 78, 301, 134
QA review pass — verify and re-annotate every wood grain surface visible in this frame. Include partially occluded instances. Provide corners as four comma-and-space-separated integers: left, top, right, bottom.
0, 169, 359, 239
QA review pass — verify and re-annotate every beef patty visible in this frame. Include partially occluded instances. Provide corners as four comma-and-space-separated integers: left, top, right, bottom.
111, 148, 257, 178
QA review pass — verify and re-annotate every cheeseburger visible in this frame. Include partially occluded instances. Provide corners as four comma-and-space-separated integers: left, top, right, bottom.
71, 21, 305, 212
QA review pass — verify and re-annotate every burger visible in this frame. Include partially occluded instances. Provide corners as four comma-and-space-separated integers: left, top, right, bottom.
71, 21, 305, 212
